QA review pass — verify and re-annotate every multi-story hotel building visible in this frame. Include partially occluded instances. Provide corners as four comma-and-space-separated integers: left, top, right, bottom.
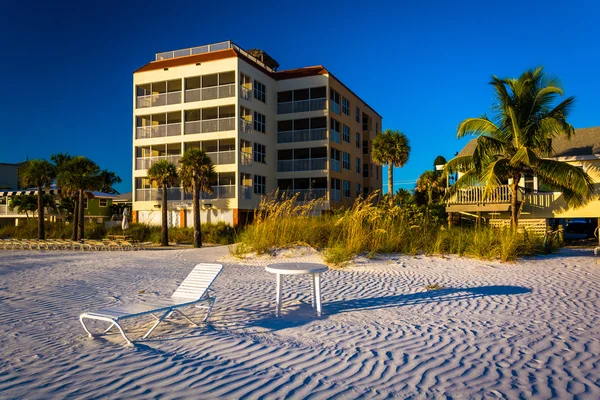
132, 41, 382, 226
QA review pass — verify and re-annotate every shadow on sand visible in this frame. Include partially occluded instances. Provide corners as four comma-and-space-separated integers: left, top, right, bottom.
248, 285, 532, 331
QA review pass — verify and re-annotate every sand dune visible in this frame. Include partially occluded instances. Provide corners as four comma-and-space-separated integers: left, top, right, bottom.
0, 247, 599, 398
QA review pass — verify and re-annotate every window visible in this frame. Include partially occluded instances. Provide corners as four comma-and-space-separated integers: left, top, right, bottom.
343, 125, 350, 143
363, 163, 369, 178
342, 97, 349, 115
330, 88, 340, 114
99, 199, 108, 207
355, 106, 360, 123
254, 112, 266, 133
254, 80, 266, 102
356, 183, 361, 197
343, 152, 350, 170
375, 122, 379, 134
343, 180, 350, 198
363, 140, 369, 154
253, 175, 266, 194
356, 157, 361, 174
253, 143, 266, 163
355, 132, 360, 148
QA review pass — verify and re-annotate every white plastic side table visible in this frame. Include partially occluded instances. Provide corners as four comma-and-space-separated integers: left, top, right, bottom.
265, 263, 329, 317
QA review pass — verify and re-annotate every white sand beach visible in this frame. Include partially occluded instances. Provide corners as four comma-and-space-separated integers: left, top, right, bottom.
0, 247, 599, 399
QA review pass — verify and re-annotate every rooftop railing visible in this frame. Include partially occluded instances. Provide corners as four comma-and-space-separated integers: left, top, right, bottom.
154, 41, 276, 73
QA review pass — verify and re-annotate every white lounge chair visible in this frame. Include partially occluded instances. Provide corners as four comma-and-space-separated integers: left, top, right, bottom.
80, 263, 223, 346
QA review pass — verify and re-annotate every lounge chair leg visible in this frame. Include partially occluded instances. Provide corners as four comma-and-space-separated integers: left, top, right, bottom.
80, 316, 133, 346
174, 309, 199, 327
202, 297, 216, 322
80, 315, 94, 338
142, 310, 172, 339
103, 322, 116, 334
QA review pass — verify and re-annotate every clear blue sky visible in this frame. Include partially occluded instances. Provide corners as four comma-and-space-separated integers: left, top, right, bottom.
0, 0, 598, 194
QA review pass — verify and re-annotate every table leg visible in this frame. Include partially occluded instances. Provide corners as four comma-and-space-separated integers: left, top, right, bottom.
315, 273, 322, 317
311, 274, 316, 308
276, 273, 282, 318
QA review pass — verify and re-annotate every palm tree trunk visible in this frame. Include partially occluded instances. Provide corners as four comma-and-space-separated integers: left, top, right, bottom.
78, 189, 84, 240
510, 179, 519, 230
192, 179, 202, 248
388, 164, 394, 206
161, 183, 168, 246
72, 195, 79, 241
37, 185, 45, 240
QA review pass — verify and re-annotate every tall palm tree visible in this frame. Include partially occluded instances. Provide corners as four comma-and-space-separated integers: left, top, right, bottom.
51, 153, 75, 224
18, 159, 57, 239
148, 160, 178, 246
372, 129, 411, 205
179, 149, 215, 248
416, 170, 445, 205
444, 67, 595, 229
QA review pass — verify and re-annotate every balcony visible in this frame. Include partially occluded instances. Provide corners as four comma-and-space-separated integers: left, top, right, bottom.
136, 123, 181, 139
331, 159, 341, 173
330, 129, 341, 144
184, 117, 235, 134
156, 41, 231, 61
240, 119, 253, 134
277, 98, 327, 114
135, 154, 181, 170
277, 128, 327, 144
277, 158, 328, 172
241, 185, 252, 200
136, 185, 235, 202
280, 189, 327, 201
240, 86, 251, 101
185, 84, 235, 103
447, 185, 517, 205
136, 91, 181, 109
331, 189, 341, 202
206, 150, 235, 165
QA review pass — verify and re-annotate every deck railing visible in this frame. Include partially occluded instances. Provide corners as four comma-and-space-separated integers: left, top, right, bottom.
136, 91, 181, 109
136, 185, 235, 202
184, 117, 235, 134
277, 98, 327, 114
184, 84, 235, 103
136, 123, 181, 139
277, 158, 328, 172
447, 185, 518, 204
277, 128, 327, 143
279, 189, 327, 201
206, 150, 235, 165
136, 154, 181, 170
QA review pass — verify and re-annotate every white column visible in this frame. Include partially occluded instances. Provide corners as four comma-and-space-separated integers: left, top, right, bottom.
276, 273, 282, 317
315, 273, 322, 317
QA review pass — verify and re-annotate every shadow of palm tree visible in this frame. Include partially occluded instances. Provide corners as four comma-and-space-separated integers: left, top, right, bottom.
248, 285, 532, 331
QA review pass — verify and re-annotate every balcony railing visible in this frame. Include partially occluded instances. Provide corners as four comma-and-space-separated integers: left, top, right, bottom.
331, 159, 341, 173
136, 91, 181, 109
156, 41, 231, 61
280, 189, 327, 201
184, 84, 235, 103
277, 98, 327, 114
206, 150, 235, 165
240, 86, 251, 101
277, 128, 327, 144
184, 117, 235, 134
277, 158, 328, 172
331, 130, 341, 144
240, 119, 252, 134
136, 185, 235, 202
447, 185, 520, 205
136, 123, 181, 139
240, 152, 252, 166
241, 185, 252, 200
330, 101, 340, 115
136, 154, 181, 170
331, 189, 341, 202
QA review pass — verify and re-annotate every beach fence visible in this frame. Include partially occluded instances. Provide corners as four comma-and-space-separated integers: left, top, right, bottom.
489, 218, 547, 236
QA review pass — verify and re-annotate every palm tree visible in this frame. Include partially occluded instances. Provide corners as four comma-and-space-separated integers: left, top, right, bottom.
179, 149, 215, 248
98, 170, 122, 195
372, 129, 411, 205
148, 160, 178, 246
18, 159, 57, 239
444, 67, 595, 229
56, 157, 101, 240
416, 170, 445, 205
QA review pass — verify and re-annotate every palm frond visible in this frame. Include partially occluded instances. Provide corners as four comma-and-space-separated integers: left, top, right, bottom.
443, 170, 479, 200
534, 159, 596, 208
457, 117, 502, 139
443, 156, 474, 175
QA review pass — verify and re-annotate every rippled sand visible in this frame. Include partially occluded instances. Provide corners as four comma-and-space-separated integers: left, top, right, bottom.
0, 246, 599, 398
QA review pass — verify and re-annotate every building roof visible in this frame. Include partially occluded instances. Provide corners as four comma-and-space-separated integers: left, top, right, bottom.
112, 192, 132, 203
0, 162, 25, 167
456, 127, 600, 158
134, 42, 382, 119
0, 185, 118, 199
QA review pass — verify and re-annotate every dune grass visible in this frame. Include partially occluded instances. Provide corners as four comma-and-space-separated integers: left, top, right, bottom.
233, 193, 547, 264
